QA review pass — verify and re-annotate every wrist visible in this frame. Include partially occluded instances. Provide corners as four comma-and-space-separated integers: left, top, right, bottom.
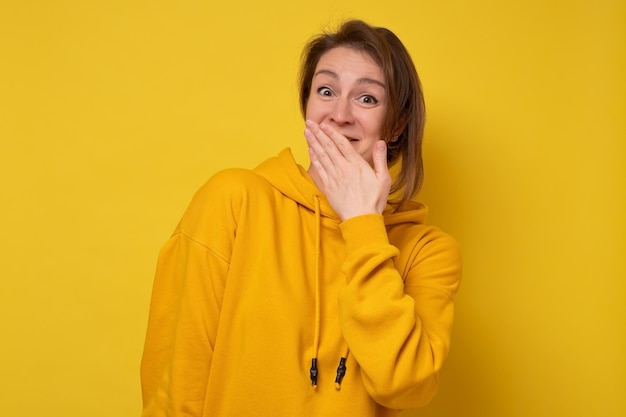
339, 214, 389, 250
339, 207, 380, 222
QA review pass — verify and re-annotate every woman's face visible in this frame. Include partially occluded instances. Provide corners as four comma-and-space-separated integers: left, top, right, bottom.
305, 46, 387, 165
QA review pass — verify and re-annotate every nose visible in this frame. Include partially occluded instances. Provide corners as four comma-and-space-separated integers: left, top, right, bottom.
329, 97, 353, 125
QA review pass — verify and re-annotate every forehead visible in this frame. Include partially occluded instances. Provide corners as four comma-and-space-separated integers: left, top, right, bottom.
314, 46, 384, 82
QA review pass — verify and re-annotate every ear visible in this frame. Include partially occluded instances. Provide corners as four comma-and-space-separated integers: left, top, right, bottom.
390, 114, 408, 143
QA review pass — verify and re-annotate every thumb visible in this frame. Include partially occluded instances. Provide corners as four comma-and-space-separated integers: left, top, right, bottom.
372, 140, 388, 174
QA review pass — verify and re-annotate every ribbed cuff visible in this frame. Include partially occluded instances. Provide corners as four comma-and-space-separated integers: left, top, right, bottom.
339, 214, 389, 254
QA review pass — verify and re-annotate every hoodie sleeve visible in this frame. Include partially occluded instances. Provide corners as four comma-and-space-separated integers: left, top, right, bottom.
337, 213, 462, 410
140, 170, 243, 417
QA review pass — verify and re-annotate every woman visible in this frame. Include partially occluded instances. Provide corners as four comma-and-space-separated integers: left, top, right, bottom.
141, 19, 462, 417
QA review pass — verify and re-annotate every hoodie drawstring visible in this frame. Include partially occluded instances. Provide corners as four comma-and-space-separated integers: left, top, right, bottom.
309, 195, 351, 390
334, 346, 350, 390
310, 195, 321, 389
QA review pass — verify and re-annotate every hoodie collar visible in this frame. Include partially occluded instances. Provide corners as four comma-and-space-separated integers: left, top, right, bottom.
254, 148, 341, 220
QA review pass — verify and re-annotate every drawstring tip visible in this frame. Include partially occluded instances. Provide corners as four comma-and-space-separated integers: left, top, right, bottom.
310, 358, 318, 388
334, 357, 347, 390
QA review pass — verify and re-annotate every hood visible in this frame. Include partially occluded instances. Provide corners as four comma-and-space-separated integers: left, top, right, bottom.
254, 148, 429, 226
254, 148, 337, 218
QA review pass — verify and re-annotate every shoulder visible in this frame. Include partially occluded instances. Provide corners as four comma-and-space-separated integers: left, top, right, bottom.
384, 202, 459, 262
203, 168, 269, 193
418, 227, 462, 266
191, 168, 272, 206
177, 168, 272, 231
389, 222, 461, 283
393, 223, 461, 263
402, 225, 462, 295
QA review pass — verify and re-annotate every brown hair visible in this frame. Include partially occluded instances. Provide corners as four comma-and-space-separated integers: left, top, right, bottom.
299, 19, 426, 207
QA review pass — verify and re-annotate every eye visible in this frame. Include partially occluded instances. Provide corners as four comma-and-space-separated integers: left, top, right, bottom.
358, 95, 379, 105
317, 87, 334, 97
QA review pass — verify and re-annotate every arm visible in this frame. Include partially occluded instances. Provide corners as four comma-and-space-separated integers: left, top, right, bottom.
141, 233, 228, 416
338, 214, 462, 409
305, 120, 462, 407
140, 171, 241, 416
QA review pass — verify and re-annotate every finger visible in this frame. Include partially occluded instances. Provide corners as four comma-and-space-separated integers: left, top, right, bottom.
372, 140, 388, 175
304, 127, 337, 177
308, 147, 329, 184
306, 120, 349, 166
318, 123, 359, 161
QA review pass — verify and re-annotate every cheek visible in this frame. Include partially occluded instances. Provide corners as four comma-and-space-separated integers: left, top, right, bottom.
304, 100, 321, 122
364, 111, 386, 137
305, 95, 333, 123
370, 111, 385, 136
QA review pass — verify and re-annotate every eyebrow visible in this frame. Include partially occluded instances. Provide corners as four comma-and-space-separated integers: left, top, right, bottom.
313, 69, 386, 89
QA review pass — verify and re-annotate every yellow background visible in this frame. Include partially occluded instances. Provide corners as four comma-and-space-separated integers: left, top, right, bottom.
1, 1, 624, 416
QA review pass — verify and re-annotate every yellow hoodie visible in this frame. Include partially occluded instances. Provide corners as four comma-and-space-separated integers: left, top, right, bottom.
141, 148, 462, 417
